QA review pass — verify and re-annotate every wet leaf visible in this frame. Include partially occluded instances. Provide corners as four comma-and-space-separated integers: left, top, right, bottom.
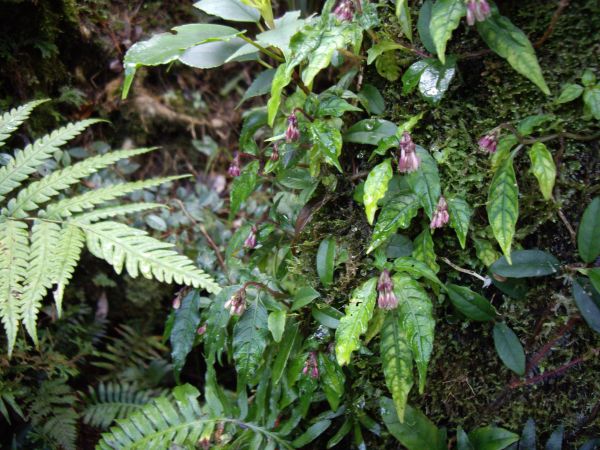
344, 119, 397, 144
309, 120, 343, 172
396, 0, 413, 41
292, 420, 331, 448
417, 0, 436, 54
357, 84, 386, 114
418, 57, 457, 103
233, 302, 269, 383
429, 0, 465, 63
446, 284, 496, 321
406, 146, 441, 218
412, 228, 439, 273
318, 352, 345, 411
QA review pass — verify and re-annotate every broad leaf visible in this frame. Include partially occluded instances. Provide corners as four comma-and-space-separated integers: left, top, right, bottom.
364, 159, 393, 225
393, 256, 444, 288
577, 197, 600, 263
396, 0, 413, 41
268, 310, 286, 342
335, 278, 377, 366
468, 425, 519, 450
368, 193, 420, 253
545, 425, 564, 450
357, 84, 385, 115
272, 323, 300, 384
380, 312, 413, 422
528, 142, 556, 200
367, 40, 405, 65
412, 228, 439, 273
517, 114, 554, 137
229, 160, 259, 219
572, 280, 600, 334
418, 57, 457, 103
476, 14, 550, 95
402, 60, 429, 95
194, 0, 260, 22
309, 120, 343, 172
457, 427, 475, 450
291, 286, 320, 311
556, 83, 583, 104
583, 85, 600, 120
490, 250, 560, 278
446, 284, 496, 321
170, 291, 201, 377
239, 69, 276, 105
493, 322, 525, 376
487, 155, 518, 263
417, 0, 436, 55
447, 196, 472, 249
316, 237, 336, 287
318, 353, 345, 411
429, 0, 465, 63
406, 146, 441, 218
343, 119, 397, 144
233, 302, 270, 383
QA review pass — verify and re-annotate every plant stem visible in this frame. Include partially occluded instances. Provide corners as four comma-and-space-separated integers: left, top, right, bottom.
239, 34, 284, 62
242, 281, 288, 301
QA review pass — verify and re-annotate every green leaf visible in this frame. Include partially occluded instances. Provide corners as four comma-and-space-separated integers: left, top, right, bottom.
343, 119, 397, 145
229, 160, 259, 219
393, 256, 444, 287
386, 234, 414, 258
364, 159, 393, 225
418, 57, 457, 103
292, 420, 331, 448
476, 14, 550, 95
468, 425, 519, 450
326, 419, 352, 448
256, 11, 305, 57
457, 426, 475, 450
393, 274, 435, 393
487, 155, 518, 263
586, 268, 600, 294
492, 322, 525, 376
357, 84, 385, 115
417, 0, 436, 55
528, 142, 556, 200
268, 310, 286, 343
582, 69, 597, 87
380, 398, 444, 450
381, 312, 414, 422
316, 93, 362, 118
577, 197, 600, 263
545, 425, 564, 450
429, 0, 465, 64
312, 304, 342, 329
556, 83, 583, 104
376, 51, 401, 81
572, 280, 600, 334
309, 120, 343, 172
366, 40, 405, 65
291, 286, 320, 311
170, 291, 201, 377
267, 63, 294, 126
316, 237, 336, 287
447, 196, 472, 249
233, 302, 270, 383
194, 0, 260, 22
335, 278, 377, 366
490, 250, 560, 278
318, 352, 345, 411
412, 228, 439, 273
406, 146, 441, 218
402, 60, 429, 95
179, 38, 248, 68
519, 418, 536, 450
272, 323, 300, 384
239, 69, 276, 105
517, 114, 555, 137
583, 86, 600, 120
396, 0, 413, 41
446, 284, 496, 321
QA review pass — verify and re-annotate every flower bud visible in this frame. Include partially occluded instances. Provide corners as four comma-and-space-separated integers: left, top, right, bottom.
478, 132, 498, 153
224, 289, 246, 316
228, 152, 241, 177
466, 0, 491, 26
172, 296, 181, 310
377, 269, 398, 310
302, 352, 319, 378
270, 143, 279, 162
430, 196, 450, 229
244, 225, 257, 250
333, 0, 355, 22
197, 324, 207, 335
285, 113, 300, 143
397, 131, 421, 173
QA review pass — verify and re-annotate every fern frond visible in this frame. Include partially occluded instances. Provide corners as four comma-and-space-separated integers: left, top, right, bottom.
43, 175, 186, 219
79, 221, 221, 294
83, 382, 167, 429
73, 203, 166, 223
0, 119, 101, 202
3, 147, 156, 218
0, 99, 49, 148
51, 224, 85, 316
0, 219, 29, 355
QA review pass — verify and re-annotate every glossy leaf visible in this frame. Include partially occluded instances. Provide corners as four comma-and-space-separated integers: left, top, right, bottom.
393, 256, 444, 288
447, 196, 472, 249
229, 160, 259, 219
343, 119, 397, 144
233, 302, 269, 383
393, 274, 435, 393
528, 142, 556, 200
316, 238, 336, 287
493, 322, 525, 376
402, 60, 429, 95
380, 312, 414, 422
476, 14, 550, 95
368, 193, 420, 253
412, 228, 439, 273
577, 197, 600, 263
490, 250, 560, 278
572, 280, 600, 334
396, 0, 413, 41
180, 38, 248, 67
316, 94, 362, 118
446, 284, 496, 321
170, 290, 202, 377
487, 155, 518, 263
468, 425, 519, 450
364, 159, 393, 225
429, 0, 465, 64
406, 146, 441, 218
418, 57, 457, 103
367, 40, 405, 65
194, 0, 260, 22
268, 310, 286, 343
312, 304, 343, 329
335, 278, 377, 366
556, 83, 583, 104
326, 419, 352, 448
309, 120, 343, 172
318, 353, 345, 411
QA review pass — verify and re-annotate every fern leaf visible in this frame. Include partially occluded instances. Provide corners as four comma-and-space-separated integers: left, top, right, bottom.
20, 220, 61, 344
0, 119, 102, 202
79, 221, 220, 294
3, 147, 156, 218
0, 219, 29, 355
73, 203, 166, 224
51, 224, 85, 317
43, 175, 186, 219
0, 99, 48, 148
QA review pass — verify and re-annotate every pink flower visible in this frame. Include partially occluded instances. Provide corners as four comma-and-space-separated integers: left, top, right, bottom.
478, 132, 498, 153
397, 131, 421, 173
430, 196, 450, 229
224, 290, 246, 316
244, 225, 257, 249
172, 296, 181, 309
285, 113, 300, 143
197, 324, 207, 335
270, 143, 279, 162
466, 0, 491, 26
333, 0, 354, 22
377, 270, 398, 310
228, 152, 241, 177
302, 352, 319, 378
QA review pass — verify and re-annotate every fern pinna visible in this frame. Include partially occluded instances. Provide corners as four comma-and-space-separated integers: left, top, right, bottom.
0, 100, 221, 355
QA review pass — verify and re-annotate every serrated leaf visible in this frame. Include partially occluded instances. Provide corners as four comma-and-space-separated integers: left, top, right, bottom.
577, 197, 600, 263
572, 280, 600, 334
318, 352, 345, 411
412, 228, 439, 273
229, 160, 259, 219
396, 0, 413, 41
268, 310, 286, 343
429, 0, 465, 64
556, 83, 583, 104
447, 196, 472, 249
493, 322, 525, 376
468, 425, 519, 450
446, 284, 496, 321
487, 155, 518, 263
406, 146, 441, 218
393, 274, 435, 393
364, 159, 393, 225
193, 0, 260, 22
233, 302, 269, 383
528, 142, 556, 200
309, 120, 343, 172
381, 312, 413, 422
476, 14, 550, 95
490, 250, 560, 278
170, 291, 201, 377
335, 278, 377, 366
316, 237, 336, 287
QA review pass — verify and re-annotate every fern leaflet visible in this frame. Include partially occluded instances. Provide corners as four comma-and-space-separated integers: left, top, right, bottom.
73, 203, 166, 224
0, 99, 48, 148
51, 224, 86, 316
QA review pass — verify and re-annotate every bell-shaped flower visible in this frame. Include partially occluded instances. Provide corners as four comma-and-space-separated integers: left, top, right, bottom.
377, 269, 398, 310
430, 196, 450, 229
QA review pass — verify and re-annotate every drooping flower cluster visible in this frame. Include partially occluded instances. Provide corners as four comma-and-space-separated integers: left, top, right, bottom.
270, 143, 279, 161
397, 131, 421, 173
377, 269, 398, 310
285, 113, 300, 143
333, 0, 355, 22
224, 289, 246, 316
244, 225, 257, 249
466, 0, 491, 26
430, 196, 450, 229
228, 152, 241, 177
302, 351, 319, 378
478, 130, 498, 153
